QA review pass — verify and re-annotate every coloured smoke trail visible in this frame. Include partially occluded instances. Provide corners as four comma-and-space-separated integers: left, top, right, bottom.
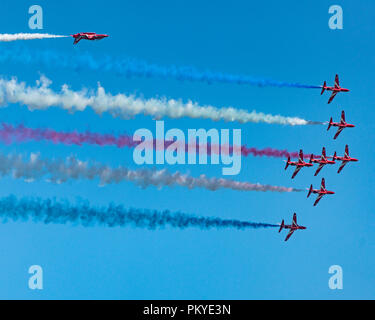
0, 196, 279, 230
0, 152, 302, 193
0, 47, 321, 89
0, 75, 323, 126
0, 34, 68, 42
0, 123, 312, 159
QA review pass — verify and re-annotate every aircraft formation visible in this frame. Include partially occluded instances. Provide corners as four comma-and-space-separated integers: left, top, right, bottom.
0, 30, 357, 242
279, 74, 358, 241
62, 35, 359, 242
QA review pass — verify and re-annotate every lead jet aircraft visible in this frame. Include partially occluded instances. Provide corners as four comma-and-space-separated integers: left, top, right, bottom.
285, 150, 313, 179
71, 32, 109, 45
333, 145, 358, 173
328, 111, 355, 139
311, 147, 336, 176
307, 178, 335, 206
279, 213, 306, 242
321, 74, 350, 104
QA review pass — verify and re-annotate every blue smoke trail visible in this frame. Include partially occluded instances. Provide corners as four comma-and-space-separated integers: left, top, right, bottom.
0, 46, 321, 89
0, 196, 279, 230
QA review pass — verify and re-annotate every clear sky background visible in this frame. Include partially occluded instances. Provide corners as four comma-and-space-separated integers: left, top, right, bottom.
0, 0, 373, 299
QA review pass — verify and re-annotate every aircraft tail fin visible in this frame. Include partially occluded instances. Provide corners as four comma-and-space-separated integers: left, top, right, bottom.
333, 151, 337, 161
327, 117, 333, 131
321, 81, 326, 95
307, 185, 313, 198
285, 157, 290, 170
279, 220, 284, 233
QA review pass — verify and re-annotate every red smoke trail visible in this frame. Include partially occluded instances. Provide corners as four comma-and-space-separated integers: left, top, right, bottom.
0, 123, 138, 148
241, 146, 298, 158
240, 146, 317, 159
0, 123, 314, 159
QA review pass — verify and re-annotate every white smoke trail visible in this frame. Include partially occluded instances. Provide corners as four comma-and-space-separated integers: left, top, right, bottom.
0, 33, 68, 42
0, 152, 301, 193
0, 75, 312, 125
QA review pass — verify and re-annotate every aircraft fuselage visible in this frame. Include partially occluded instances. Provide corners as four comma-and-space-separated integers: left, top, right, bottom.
284, 225, 306, 231
335, 156, 358, 162
324, 86, 350, 93
288, 161, 313, 167
311, 159, 336, 165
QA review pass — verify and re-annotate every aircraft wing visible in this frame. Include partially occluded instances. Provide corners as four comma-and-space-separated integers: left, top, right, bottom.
292, 213, 297, 227
338, 161, 348, 173
314, 163, 325, 176
328, 91, 338, 104
314, 194, 324, 206
285, 229, 295, 242
341, 110, 346, 123
334, 127, 344, 139
291, 166, 302, 179
335, 74, 340, 87
345, 145, 349, 157
321, 178, 326, 190
322, 147, 327, 161
298, 150, 303, 163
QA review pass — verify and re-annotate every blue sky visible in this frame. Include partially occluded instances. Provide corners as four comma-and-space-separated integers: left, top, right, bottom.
0, 0, 374, 299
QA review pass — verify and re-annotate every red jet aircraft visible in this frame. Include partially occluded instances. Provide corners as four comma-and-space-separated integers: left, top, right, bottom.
285, 150, 313, 179
307, 178, 335, 206
71, 32, 109, 45
321, 74, 350, 104
333, 145, 358, 173
311, 147, 336, 176
328, 110, 355, 139
279, 213, 306, 242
